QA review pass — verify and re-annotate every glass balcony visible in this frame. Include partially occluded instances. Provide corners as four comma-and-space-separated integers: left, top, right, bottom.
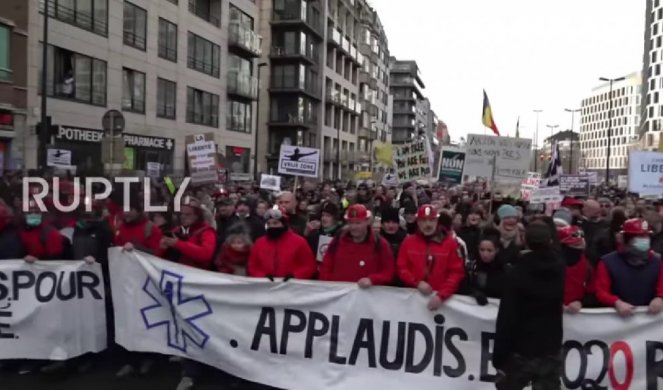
328, 27, 341, 47
342, 36, 351, 53
271, 45, 318, 64
272, 6, 321, 36
227, 71, 258, 100
326, 90, 342, 105
229, 23, 262, 57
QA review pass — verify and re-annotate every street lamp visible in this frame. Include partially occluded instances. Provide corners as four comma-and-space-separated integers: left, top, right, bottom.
533, 109, 543, 172
253, 62, 268, 181
599, 76, 626, 184
565, 108, 581, 174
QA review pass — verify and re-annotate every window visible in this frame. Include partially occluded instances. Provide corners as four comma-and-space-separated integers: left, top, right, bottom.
122, 68, 145, 113
228, 53, 251, 74
187, 32, 220, 77
0, 24, 10, 81
42, 0, 108, 36
40, 44, 106, 106
229, 4, 254, 29
187, 87, 219, 127
158, 18, 177, 62
157, 78, 176, 119
226, 99, 252, 133
123, 2, 146, 51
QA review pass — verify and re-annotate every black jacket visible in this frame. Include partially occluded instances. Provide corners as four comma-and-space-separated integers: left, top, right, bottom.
493, 249, 565, 370
306, 224, 342, 255
458, 225, 482, 262
0, 224, 25, 260
461, 258, 511, 304
72, 220, 113, 285
380, 228, 407, 259
288, 212, 308, 236
495, 240, 522, 265
579, 218, 609, 264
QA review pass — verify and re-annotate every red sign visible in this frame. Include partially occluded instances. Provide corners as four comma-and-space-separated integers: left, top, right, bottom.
0, 111, 13, 128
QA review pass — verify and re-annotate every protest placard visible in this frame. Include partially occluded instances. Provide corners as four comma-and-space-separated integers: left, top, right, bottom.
629, 151, 663, 195
393, 140, 432, 182
560, 174, 590, 197
437, 147, 465, 185
463, 134, 532, 181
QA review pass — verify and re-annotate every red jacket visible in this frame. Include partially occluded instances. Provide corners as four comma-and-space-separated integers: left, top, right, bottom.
170, 223, 217, 270
564, 253, 592, 305
397, 232, 465, 300
248, 230, 317, 279
214, 243, 251, 275
319, 231, 395, 285
20, 224, 64, 259
113, 216, 163, 256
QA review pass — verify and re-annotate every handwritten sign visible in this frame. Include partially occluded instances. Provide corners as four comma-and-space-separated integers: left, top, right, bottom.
463, 134, 532, 181
393, 140, 432, 182
520, 172, 541, 201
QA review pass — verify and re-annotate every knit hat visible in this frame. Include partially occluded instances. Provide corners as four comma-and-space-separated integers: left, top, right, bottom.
553, 208, 573, 227
381, 207, 400, 224
320, 201, 339, 219
497, 204, 518, 220
264, 206, 289, 225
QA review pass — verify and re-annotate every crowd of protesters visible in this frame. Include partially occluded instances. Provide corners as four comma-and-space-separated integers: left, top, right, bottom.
1, 171, 663, 390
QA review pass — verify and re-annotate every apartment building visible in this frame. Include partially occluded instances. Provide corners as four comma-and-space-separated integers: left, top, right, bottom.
0, 0, 28, 173
389, 57, 425, 144
21, 0, 261, 174
579, 72, 641, 176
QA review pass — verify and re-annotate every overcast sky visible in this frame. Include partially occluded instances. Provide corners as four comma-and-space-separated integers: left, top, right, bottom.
371, 0, 645, 146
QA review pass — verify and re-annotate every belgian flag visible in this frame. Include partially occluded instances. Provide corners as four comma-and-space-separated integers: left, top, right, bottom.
482, 90, 500, 136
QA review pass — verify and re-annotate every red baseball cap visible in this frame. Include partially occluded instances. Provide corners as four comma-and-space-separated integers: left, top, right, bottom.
417, 204, 439, 220
557, 225, 584, 247
345, 204, 371, 222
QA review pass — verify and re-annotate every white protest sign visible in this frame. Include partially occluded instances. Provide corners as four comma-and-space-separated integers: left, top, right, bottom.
260, 174, 282, 192
47, 149, 72, 167
186, 133, 218, 185
464, 134, 532, 181
278, 145, 320, 178
520, 172, 541, 201
629, 151, 663, 195
393, 140, 432, 182
146, 162, 161, 178
316, 235, 333, 262
579, 171, 598, 186
530, 186, 563, 204
618, 175, 628, 189
382, 172, 399, 187
110, 249, 662, 390
0, 260, 107, 360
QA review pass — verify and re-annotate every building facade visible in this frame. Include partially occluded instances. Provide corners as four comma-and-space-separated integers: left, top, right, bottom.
255, 0, 391, 179
22, 0, 261, 174
579, 72, 641, 176
0, 0, 28, 173
389, 57, 425, 144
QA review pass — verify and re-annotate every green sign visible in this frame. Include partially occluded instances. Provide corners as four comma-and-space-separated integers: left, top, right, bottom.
123, 147, 135, 169
438, 149, 465, 185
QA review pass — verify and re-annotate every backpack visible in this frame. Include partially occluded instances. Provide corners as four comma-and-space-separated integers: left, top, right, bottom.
40, 225, 74, 260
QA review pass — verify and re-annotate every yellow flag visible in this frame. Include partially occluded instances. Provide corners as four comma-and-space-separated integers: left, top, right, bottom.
374, 143, 394, 166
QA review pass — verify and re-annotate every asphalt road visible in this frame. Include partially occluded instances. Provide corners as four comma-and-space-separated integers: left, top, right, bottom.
0, 354, 280, 390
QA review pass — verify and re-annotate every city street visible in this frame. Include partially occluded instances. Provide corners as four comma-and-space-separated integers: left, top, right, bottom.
0, 353, 279, 390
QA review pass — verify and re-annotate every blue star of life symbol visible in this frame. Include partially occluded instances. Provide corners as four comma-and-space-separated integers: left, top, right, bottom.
140, 270, 213, 353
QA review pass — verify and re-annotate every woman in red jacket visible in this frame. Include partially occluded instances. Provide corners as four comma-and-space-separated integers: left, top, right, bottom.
248, 206, 316, 280
397, 204, 465, 311
319, 204, 394, 287
557, 224, 592, 313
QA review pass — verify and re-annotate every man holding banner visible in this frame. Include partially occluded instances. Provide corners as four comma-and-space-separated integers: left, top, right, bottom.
397, 204, 465, 311
319, 204, 394, 287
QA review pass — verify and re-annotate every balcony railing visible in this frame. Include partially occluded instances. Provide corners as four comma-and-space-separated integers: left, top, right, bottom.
342, 36, 351, 53
227, 72, 258, 100
188, 1, 220, 27
272, 10, 321, 34
271, 46, 318, 64
391, 63, 414, 73
271, 112, 317, 126
326, 90, 342, 105
328, 27, 341, 46
40, 0, 108, 36
229, 23, 262, 56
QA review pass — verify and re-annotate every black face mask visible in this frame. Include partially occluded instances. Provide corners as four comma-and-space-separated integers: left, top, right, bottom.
266, 226, 288, 240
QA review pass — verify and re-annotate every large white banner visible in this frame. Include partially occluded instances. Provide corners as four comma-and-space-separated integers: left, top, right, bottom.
110, 249, 663, 390
0, 260, 107, 360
